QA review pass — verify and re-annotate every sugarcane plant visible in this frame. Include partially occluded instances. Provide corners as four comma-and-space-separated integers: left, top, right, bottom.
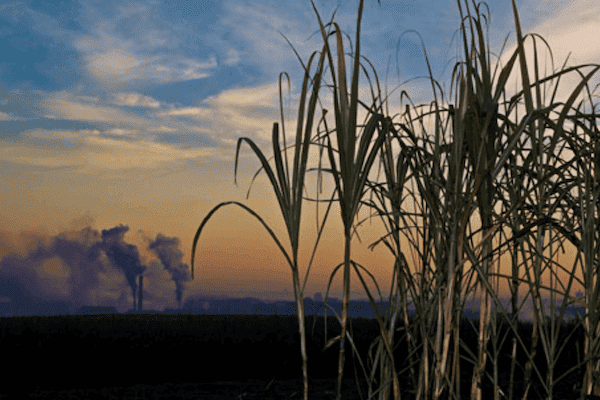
319, 0, 600, 398
191, 8, 338, 399
191, 0, 600, 398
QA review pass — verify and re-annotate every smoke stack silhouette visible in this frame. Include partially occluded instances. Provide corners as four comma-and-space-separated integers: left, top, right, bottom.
97, 225, 146, 310
138, 275, 143, 311
148, 234, 191, 309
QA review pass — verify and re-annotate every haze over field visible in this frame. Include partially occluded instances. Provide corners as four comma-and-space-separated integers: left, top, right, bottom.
0, 0, 598, 316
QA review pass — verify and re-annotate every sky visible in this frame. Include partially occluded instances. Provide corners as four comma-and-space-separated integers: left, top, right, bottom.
0, 0, 598, 316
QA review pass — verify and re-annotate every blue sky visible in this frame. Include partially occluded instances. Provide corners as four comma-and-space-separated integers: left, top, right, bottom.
0, 0, 598, 314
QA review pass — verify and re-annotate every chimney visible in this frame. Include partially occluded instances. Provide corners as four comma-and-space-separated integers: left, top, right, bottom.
138, 275, 143, 311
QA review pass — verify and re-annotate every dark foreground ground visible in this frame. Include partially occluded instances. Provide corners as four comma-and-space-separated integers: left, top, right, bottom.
21, 378, 372, 400
0, 313, 591, 399
0, 314, 384, 399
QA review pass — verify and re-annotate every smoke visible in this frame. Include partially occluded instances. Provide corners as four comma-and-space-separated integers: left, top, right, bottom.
0, 226, 106, 314
96, 225, 146, 304
147, 234, 191, 309
0, 223, 189, 316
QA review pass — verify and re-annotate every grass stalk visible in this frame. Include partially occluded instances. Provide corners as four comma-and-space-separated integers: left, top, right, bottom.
191, 25, 335, 399
307, 1, 399, 398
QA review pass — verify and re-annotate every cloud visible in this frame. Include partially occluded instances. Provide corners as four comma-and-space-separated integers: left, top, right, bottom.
204, 81, 290, 144
82, 136, 218, 170
148, 125, 177, 133
72, 2, 218, 87
84, 49, 143, 82
158, 106, 212, 119
42, 93, 152, 126
525, 0, 600, 68
216, 2, 316, 77
223, 47, 241, 66
149, 80, 291, 147
0, 2, 71, 40
0, 127, 224, 172
490, 0, 600, 114
105, 128, 138, 136
112, 92, 161, 108
83, 49, 215, 85
18, 88, 232, 172
0, 111, 25, 121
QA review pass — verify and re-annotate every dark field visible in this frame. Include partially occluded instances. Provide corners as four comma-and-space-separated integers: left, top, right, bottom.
0, 313, 589, 399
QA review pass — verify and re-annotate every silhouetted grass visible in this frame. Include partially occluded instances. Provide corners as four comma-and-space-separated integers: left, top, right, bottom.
191, 0, 600, 398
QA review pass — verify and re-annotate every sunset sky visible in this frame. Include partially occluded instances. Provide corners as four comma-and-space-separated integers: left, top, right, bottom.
0, 0, 598, 315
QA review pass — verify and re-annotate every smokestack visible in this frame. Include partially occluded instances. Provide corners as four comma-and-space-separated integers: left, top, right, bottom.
100, 225, 146, 311
147, 234, 191, 311
138, 275, 143, 311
